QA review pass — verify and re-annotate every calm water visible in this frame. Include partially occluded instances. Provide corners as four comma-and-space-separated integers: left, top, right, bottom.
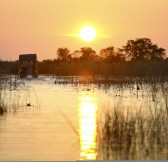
0, 76, 167, 160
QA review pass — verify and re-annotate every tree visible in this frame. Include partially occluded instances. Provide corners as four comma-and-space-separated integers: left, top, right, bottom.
69, 50, 82, 62
122, 38, 166, 61
100, 46, 125, 63
79, 47, 96, 61
57, 48, 70, 61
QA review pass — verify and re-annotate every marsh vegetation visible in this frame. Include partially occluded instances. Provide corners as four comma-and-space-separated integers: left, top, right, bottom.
97, 88, 168, 160
53, 76, 168, 160
0, 75, 168, 160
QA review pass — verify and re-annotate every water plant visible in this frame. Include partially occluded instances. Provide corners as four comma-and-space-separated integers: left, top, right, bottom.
97, 83, 168, 160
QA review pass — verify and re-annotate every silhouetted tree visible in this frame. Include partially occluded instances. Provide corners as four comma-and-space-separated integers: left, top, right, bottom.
100, 46, 125, 63
69, 50, 82, 63
79, 47, 96, 61
122, 38, 166, 61
57, 48, 70, 61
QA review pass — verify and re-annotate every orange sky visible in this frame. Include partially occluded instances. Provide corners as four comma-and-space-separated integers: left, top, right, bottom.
0, 0, 168, 60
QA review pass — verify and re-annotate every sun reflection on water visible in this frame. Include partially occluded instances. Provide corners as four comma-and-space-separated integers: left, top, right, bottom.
78, 92, 97, 160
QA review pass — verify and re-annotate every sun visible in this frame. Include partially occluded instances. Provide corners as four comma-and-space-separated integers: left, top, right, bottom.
79, 26, 96, 41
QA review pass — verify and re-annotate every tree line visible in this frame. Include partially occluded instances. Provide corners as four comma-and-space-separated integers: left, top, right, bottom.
0, 38, 168, 76
55, 38, 166, 63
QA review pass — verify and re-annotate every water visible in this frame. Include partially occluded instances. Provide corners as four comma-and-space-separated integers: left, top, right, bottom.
0, 76, 167, 160
0, 76, 101, 160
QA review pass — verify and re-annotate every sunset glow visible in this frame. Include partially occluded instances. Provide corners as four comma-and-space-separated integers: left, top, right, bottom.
0, 0, 168, 161
79, 92, 97, 160
0, 0, 168, 60
79, 26, 96, 41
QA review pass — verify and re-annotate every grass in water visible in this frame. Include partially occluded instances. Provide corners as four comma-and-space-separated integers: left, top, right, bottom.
98, 103, 168, 160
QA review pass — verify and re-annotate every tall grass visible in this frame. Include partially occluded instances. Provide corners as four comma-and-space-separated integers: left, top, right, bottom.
1, 74, 168, 159
0, 75, 38, 115
38, 61, 168, 77
53, 76, 168, 160
2, 60, 167, 77
97, 82, 168, 160
0, 75, 9, 114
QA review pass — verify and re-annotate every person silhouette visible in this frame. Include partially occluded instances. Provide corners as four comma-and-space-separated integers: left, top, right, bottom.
27, 61, 33, 75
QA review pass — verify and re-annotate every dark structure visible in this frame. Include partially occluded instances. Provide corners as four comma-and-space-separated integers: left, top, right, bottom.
19, 54, 38, 78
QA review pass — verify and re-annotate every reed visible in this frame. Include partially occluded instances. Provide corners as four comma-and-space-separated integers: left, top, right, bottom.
97, 83, 168, 160
38, 60, 168, 77
0, 75, 9, 114
53, 76, 167, 160
0, 75, 33, 114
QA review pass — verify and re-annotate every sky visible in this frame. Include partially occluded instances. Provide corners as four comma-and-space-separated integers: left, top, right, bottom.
0, 0, 168, 60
